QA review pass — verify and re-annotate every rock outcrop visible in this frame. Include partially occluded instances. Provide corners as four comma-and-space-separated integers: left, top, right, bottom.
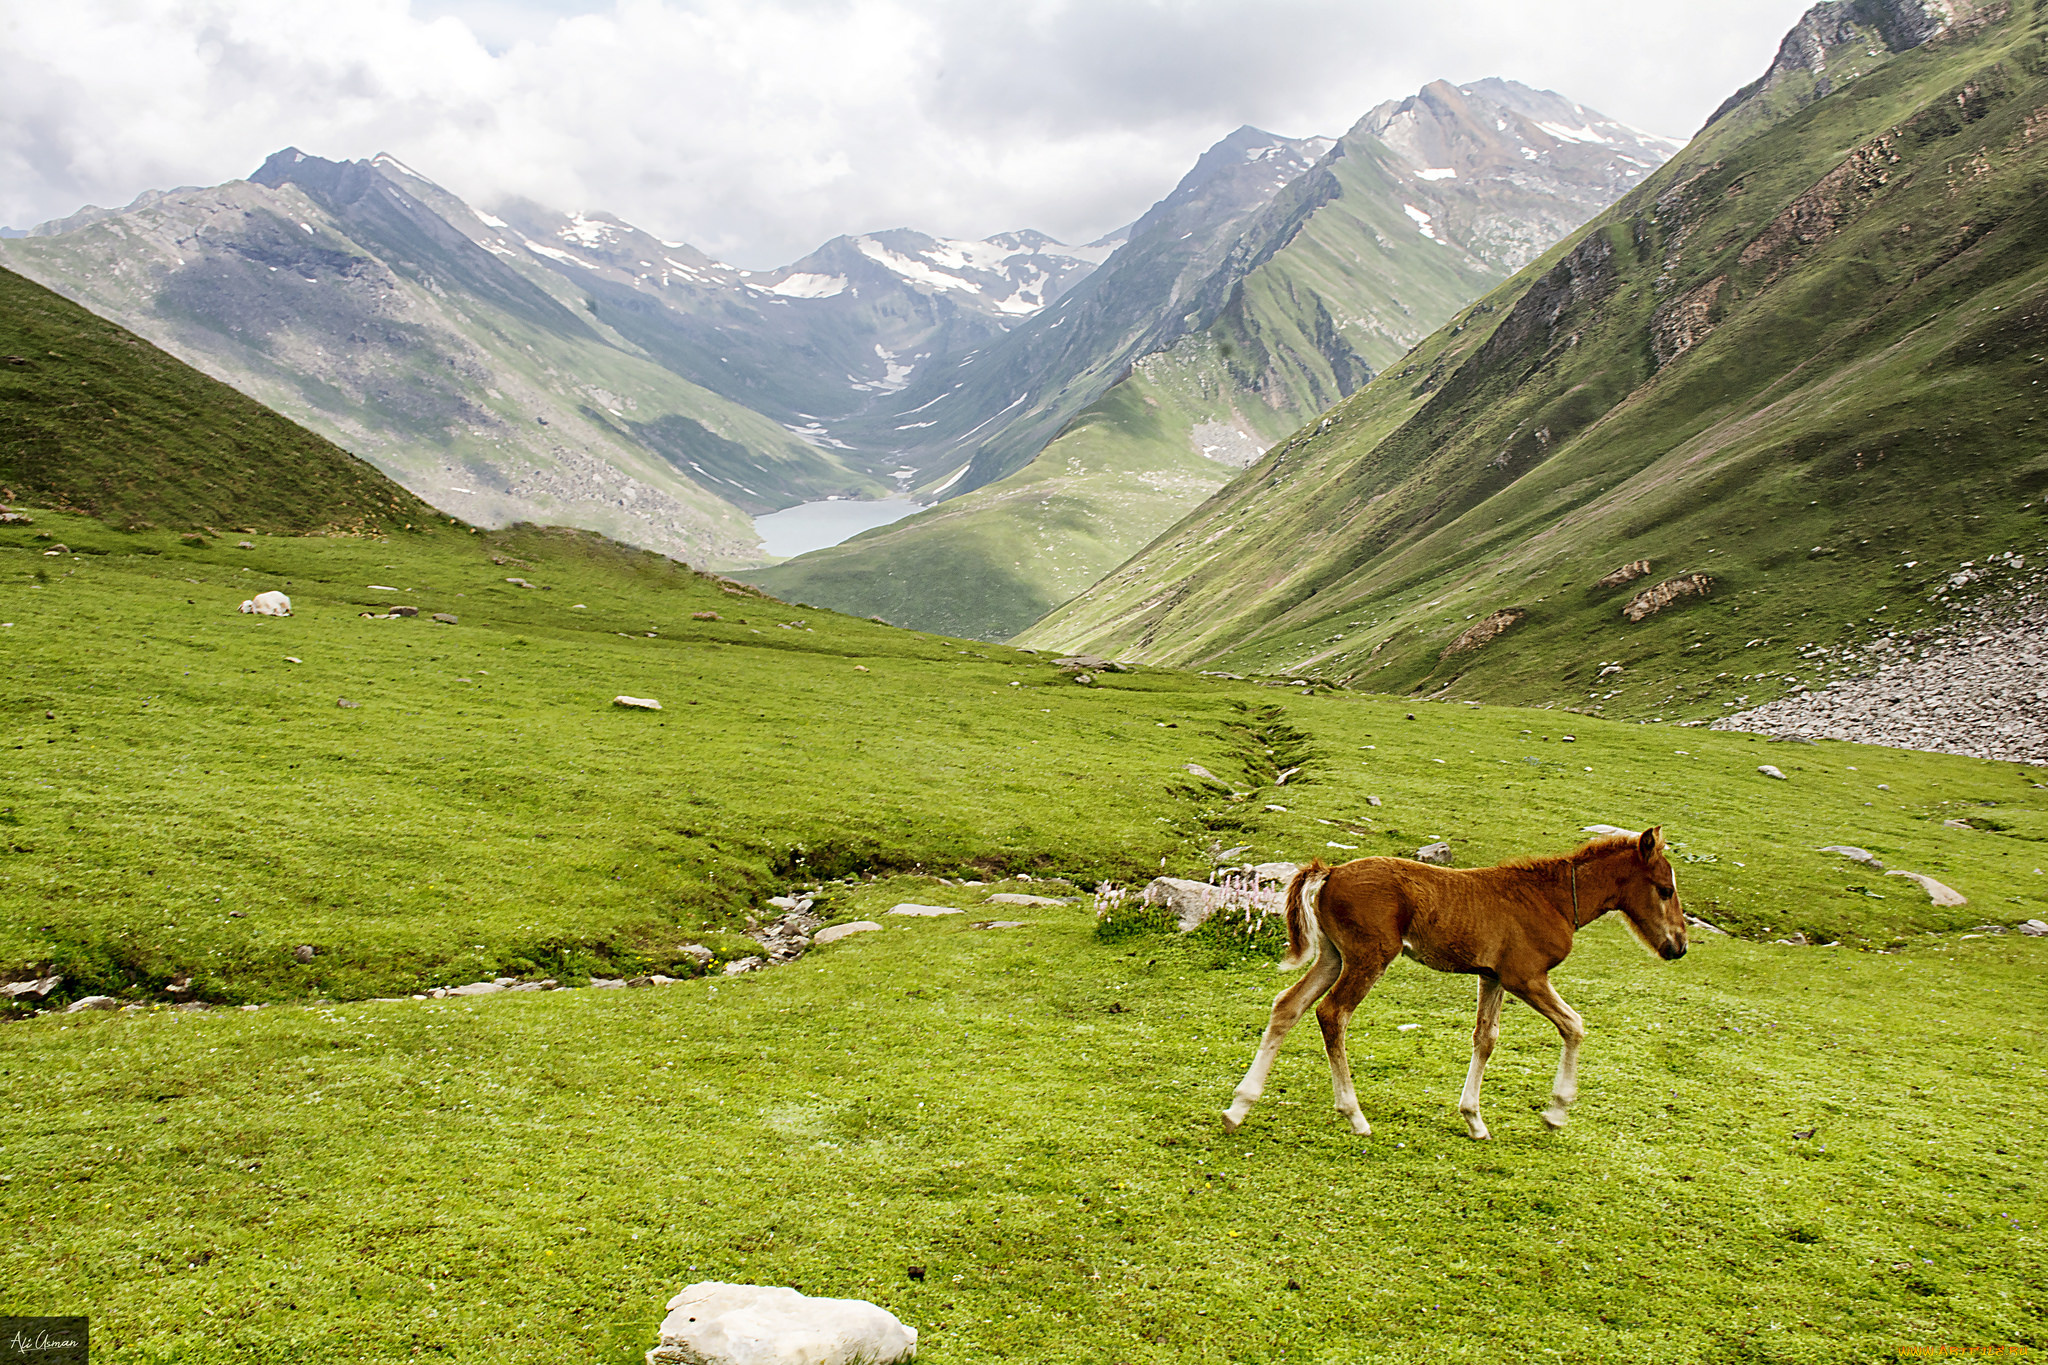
647, 1281, 916, 1365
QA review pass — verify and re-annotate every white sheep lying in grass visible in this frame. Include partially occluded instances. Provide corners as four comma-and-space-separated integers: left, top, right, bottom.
239, 591, 292, 616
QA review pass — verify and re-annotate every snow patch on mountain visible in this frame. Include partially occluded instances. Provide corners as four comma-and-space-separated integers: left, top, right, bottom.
764, 272, 848, 299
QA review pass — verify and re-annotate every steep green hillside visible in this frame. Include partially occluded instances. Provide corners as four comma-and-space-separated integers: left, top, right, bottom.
1026, 0, 2048, 722
0, 265, 439, 534
749, 84, 1672, 639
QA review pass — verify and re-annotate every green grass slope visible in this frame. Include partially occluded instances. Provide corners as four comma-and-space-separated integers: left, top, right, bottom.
1, 265, 442, 535
4, 904, 2041, 1362
1023, 5, 2048, 720
744, 348, 1276, 640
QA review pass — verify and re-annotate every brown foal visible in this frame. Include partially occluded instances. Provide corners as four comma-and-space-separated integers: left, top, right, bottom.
1222, 827, 1687, 1139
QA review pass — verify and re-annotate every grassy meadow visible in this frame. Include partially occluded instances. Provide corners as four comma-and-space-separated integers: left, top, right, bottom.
3, 508, 2045, 1360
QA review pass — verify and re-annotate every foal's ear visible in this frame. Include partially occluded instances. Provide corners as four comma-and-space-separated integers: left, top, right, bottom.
1636, 825, 1664, 860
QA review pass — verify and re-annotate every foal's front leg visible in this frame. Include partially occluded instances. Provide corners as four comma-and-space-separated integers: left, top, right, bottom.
1458, 976, 1505, 1139
1510, 975, 1587, 1129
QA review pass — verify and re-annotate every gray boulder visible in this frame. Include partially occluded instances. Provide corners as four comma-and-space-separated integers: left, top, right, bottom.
814, 921, 883, 945
988, 892, 1064, 907
1415, 842, 1454, 865
448, 980, 507, 996
66, 995, 120, 1013
2019, 920, 2048, 937
1758, 764, 1788, 780
1142, 877, 1223, 932
724, 956, 765, 975
648, 1281, 916, 1365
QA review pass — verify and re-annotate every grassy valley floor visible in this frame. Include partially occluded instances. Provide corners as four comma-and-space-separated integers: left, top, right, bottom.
2, 506, 2043, 1359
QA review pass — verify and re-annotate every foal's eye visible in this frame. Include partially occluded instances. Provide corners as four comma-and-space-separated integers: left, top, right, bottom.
1655, 883, 1676, 898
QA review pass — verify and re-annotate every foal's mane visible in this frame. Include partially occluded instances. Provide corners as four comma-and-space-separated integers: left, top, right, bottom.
1497, 834, 1638, 876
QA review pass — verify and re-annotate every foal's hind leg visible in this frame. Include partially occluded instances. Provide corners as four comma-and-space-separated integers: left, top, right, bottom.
1458, 975, 1506, 1140
1505, 974, 1587, 1130
1223, 950, 1340, 1131
1315, 946, 1398, 1136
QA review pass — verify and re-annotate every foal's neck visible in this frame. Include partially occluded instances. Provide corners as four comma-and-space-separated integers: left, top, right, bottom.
1562, 848, 1623, 927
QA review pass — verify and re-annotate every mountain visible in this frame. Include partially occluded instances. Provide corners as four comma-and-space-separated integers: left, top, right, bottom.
1021, 0, 2045, 724
1, 262, 440, 534
747, 83, 1677, 638
0, 151, 1119, 565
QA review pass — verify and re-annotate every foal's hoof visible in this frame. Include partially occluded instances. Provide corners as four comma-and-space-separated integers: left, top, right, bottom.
1464, 1118, 1491, 1141
1541, 1106, 1569, 1130
1221, 1109, 1244, 1132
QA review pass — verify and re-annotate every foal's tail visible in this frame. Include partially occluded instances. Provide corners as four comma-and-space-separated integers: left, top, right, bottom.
1276, 860, 1330, 971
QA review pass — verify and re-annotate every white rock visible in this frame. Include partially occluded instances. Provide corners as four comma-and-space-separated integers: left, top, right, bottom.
1415, 842, 1453, 865
987, 893, 1064, 907
650, 1281, 916, 1365
1758, 765, 1788, 780
590, 978, 626, 989
238, 590, 291, 616
1884, 870, 1967, 906
814, 921, 883, 945
680, 944, 715, 965
448, 980, 506, 996
1820, 845, 1884, 868
65, 995, 120, 1012
724, 956, 765, 975
1141, 877, 1224, 932
1582, 824, 1638, 837
614, 695, 663, 711
971, 920, 1027, 930
766, 896, 804, 911
1251, 861, 1300, 885
885, 904, 962, 917
1184, 763, 1225, 784
2018, 919, 2048, 937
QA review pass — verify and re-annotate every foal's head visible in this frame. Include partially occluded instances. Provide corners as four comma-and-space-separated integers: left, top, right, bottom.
1615, 826, 1687, 960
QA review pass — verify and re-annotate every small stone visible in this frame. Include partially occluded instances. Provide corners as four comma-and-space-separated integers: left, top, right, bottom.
1184, 763, 1225, 784
1366, 795, 1382, 807
693, 611, 720, 621
1942, 818, 1972, 829
971, 920, 1028, 930
626, 975, 656, 988
988, 892, 1065, 906
1415, 842, 1453, 865
448, 980, 507, 996
1820, 845, 1883, 868
66, 995, 120, 1013
814, 921, 883, 945
589, 977, 626, 989
767, 896, 803, 911
389, 605, 418, 617
1884, 871, 1967, 906
1582, 824, 1637, 837
336, 697, 360, 709
0, 974, 63, 1001
650, 1282, 916, 1365
680, 944, 714, 965
614, 695, 662, 710
432, 613, 458, 625
1758, 764, 1788, 780
886, 904, 962, 917
293, 944, 316, 963
2018, 920, 2048, 937
724, 956, 765, 975
237, 540, 254, 549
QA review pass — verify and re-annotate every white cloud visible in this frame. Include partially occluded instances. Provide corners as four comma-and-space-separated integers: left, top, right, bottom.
0, 0, 1820, 266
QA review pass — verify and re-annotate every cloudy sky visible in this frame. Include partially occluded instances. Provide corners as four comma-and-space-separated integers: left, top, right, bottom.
1, 0, 1816, 267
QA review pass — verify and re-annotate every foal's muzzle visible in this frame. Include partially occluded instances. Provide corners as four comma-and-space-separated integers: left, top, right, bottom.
1659, 936, 1688, 961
